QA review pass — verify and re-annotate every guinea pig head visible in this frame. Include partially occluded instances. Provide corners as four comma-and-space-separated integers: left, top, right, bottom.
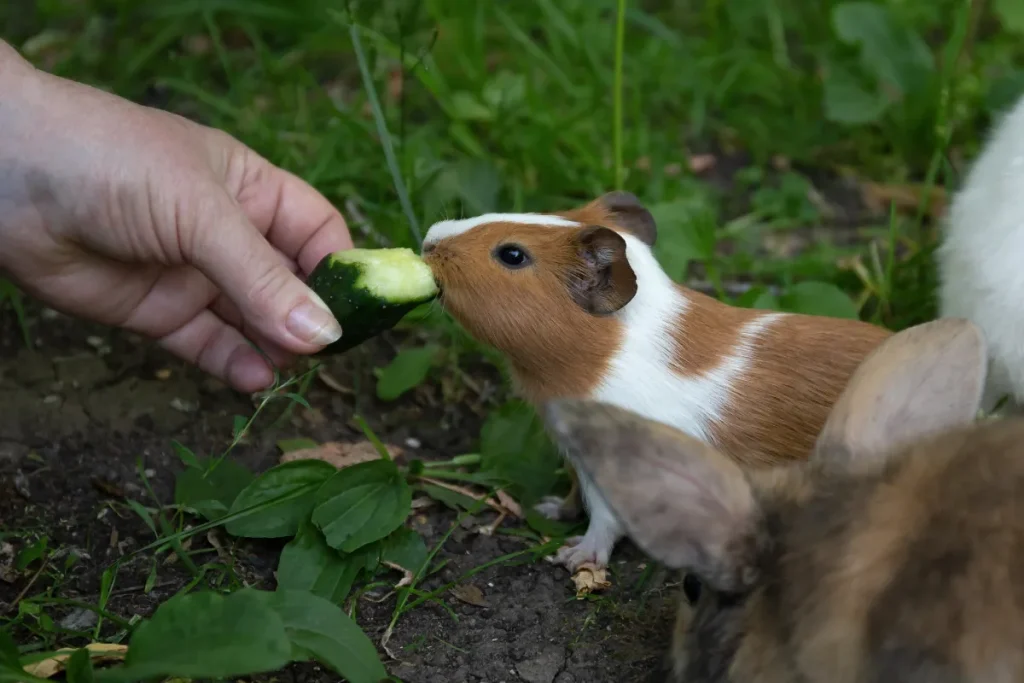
541, 317, 988, 682
421, 192, 655, 399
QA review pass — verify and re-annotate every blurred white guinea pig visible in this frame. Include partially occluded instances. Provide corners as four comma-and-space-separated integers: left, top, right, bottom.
421, 192, 892, 572
938, 91, 1024, 412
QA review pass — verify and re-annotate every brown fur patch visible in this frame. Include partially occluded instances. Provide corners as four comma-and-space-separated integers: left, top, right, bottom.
556, 192, 656, 245
714, 419, 1024, 683
423, 221, 622, 401
707, 313, 893, 467
670, 288, 762, 377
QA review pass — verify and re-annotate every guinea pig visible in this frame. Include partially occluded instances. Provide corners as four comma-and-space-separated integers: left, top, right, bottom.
421, 192, 893, 572
541, 317, 1017, 683
938, 91, 1024, 414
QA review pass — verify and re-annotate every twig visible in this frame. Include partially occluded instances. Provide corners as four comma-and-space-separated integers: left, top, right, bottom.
416, 477, 522, 518
3, 560, 48, 615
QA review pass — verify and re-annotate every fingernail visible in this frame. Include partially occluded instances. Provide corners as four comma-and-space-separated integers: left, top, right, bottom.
287, 293, 342, 346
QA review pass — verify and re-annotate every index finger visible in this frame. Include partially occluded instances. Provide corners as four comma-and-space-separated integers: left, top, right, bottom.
234, 156, 354, 275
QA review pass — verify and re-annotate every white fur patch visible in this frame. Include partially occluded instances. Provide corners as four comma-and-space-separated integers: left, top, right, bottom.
422, 213, 580, 247
591, 234, 783, 438
567, 233, 783, 561
937, 91, 1024, 409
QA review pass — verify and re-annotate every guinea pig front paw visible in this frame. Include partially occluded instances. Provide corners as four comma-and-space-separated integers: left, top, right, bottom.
554, 535, 610, 573
534, 495, 569, 521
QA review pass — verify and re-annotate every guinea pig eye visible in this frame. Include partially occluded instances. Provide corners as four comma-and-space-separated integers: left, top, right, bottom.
493, 244, 531, 269
682, 573, 703, 605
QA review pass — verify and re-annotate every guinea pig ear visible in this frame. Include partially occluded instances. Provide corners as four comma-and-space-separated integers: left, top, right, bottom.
566, 226, 638, 315
595, 191, 658, 246
813, 318, 988, 473
542, 398, 765, 594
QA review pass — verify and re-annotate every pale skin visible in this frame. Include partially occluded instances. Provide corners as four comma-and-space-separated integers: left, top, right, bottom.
0, 40, 352, 393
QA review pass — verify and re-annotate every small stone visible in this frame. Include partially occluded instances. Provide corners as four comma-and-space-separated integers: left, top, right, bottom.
514, 646, 566, 683
170, 397, 198, 413
14, 470, 31, 500
59, 607, 98, 631
405, 437, 421, 449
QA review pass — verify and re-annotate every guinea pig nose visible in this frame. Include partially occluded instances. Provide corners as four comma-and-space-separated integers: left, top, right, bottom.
422, 243, 436, 255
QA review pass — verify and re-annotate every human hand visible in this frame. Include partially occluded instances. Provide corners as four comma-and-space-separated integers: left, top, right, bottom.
0, 42, 353, 393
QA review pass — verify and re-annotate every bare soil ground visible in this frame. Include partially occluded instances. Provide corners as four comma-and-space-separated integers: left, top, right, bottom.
0, 303, 679, 683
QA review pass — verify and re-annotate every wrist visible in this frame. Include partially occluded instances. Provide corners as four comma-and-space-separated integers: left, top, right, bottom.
0, 41, 39, 276
0, 39, 33, 84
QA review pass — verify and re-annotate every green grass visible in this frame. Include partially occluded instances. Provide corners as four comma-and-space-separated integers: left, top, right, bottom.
3, 0, 1024, 679
2, 0, 1023, 328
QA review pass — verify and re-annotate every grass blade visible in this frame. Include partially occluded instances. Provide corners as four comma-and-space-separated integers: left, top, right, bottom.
345, 19, 422, 246
613, 0, 627, 189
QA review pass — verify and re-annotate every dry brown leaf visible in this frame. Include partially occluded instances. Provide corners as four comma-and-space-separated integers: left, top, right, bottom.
382, 561, 415, 588
316, 366, 353, 394
25, 642, 128, 678
572, 563, 612, 598
450, 583, 489, 607
476, 511, 507, 536
411, 496, 436, 511
860, 181, 948, 219
0, 542, 16, 584
416, 477, 522, 519
494, 490, 523, 518
279, 441, 403, 469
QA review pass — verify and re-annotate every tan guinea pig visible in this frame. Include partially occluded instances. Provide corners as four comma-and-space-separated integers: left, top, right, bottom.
540, 318, 1015, 683
421, 191, 892, 573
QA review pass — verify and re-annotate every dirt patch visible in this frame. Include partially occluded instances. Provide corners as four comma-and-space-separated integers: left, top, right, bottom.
0, 303, 678, 683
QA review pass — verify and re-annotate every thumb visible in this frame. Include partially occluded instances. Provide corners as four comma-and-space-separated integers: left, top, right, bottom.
187, 191, 342, 354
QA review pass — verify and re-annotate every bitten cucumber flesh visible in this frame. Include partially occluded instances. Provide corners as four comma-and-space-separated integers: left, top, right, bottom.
306, 247, 439, 354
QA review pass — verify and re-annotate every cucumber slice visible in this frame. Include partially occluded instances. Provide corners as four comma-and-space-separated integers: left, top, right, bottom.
306, 247, 439, 355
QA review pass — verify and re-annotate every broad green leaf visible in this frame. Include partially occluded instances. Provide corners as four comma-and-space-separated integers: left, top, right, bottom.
986, 71, 1024, 115
312, 460, 411, 553
119, 590, 291, 680
277, 519, 370, 604
417, 483, 477, 512
482, 70, 526, 110
994, 0, 1024, 35
174, 458, 255, 522
65, 648, 94, 683
232, 415, 249, 440
449, 91, 493, 121
479, 400, 561, 504
732, 285, 774, 310
823, 65, 889, 124
832, 2, 933, 98
524, 509, 579, 538
648, 190, 720, 279
225, 460, 336, 538
15, 536, 48, 571
752, 289, 781, 311
425, 158, 501, 217
375, 345, 439, 401
778, 281, 859, 319
380, 527, 427, 573
255, 590, 388, 683
170, 441, 200, 469
0, 629, 21, 670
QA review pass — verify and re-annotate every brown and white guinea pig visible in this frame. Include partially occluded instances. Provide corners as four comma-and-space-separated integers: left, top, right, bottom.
539, 317, 1015, 683
421, 191, 892, 572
